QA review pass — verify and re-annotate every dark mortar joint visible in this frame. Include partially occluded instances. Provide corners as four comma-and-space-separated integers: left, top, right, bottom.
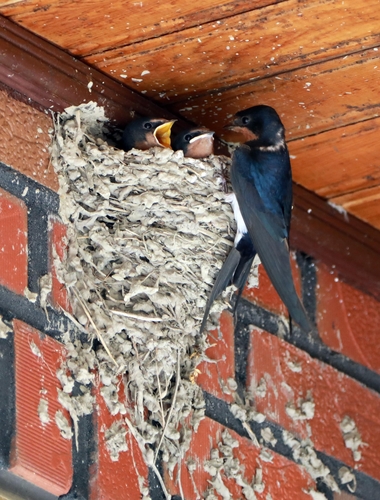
59, 384, 95, 500
0, 332, 15, 468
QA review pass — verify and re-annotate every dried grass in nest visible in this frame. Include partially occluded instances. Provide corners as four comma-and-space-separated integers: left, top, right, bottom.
51, 102, 240, 482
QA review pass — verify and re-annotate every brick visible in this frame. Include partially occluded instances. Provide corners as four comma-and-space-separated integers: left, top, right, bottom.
196, 310, 236, 402
247, 328, 380, 482
0, 89, 58, 191
90, 376, 149, 500
11, 320, 72, 495
0, 188, 28, 295
242, 252, 302, 318
317, 262, 380, 372
165, 416, 316, 499
49, 217, 71, 311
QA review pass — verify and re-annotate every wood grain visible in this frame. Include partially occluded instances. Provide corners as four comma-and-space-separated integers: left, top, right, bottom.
291, 184, 380, 300
330, 186, 380, 230
0, 16, 187, 128
0, 0, 283, 56
83, 0, 380, 103
289, 117, 380, 199
169, 49, 380, 141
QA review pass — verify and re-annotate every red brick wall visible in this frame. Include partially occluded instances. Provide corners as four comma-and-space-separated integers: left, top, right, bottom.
0, 86, 380, 500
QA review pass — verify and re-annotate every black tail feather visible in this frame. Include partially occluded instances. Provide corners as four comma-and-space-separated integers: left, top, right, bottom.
200, 247, 241, 335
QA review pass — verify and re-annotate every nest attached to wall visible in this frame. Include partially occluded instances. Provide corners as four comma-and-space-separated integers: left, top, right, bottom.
50, 103, 343, 499
50, 102, 249, 480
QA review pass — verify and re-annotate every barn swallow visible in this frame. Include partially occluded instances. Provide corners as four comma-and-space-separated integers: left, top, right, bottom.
201, 105, 313, 335
172, 128, 215, 158
122, 117, 176, 151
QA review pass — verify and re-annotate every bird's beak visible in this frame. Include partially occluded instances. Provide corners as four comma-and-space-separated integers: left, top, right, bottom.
223, 120, 241, 133
224, 121, 256, 141
154, 120, 176, 148
189, 131, 215, 143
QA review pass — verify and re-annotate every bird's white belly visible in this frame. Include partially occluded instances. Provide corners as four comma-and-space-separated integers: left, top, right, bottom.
225, 192, 248, 244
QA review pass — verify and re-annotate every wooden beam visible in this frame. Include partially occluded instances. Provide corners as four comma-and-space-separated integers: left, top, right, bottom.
0, 15, 184, 127
83, 0, 380, 103
291, 183, 380, 300
1, 14, 380, 300
0, 0, 284, 58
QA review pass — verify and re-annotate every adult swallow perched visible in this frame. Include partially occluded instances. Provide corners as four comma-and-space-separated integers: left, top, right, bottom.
122, 117, 176, 151
172, 128, 215, 158
201, 105, 313, 334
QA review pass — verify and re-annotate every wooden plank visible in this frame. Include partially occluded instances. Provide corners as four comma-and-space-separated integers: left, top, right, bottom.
84, 0, 380, 103
291, 184, 380, 300
0, 0, 284, 57
330, 186, 380, 230
0, 0, 22, 5
289, 117, 380, 199
0, 15, 187, 128
169, 49, 380, 141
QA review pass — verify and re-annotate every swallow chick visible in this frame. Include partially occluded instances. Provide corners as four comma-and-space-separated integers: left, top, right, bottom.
201, 105, 313, 335
122, 117, 176, 151
172, 128, 214, 158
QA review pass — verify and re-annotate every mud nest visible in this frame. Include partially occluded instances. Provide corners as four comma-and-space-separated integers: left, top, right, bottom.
50, 102, 249, 477
50, 103, 342, 499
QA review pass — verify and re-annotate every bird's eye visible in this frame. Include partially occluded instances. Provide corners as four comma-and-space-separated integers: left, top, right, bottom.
143, 122, 153, 129
241, 116, 250, 125
184, 134, 192, 142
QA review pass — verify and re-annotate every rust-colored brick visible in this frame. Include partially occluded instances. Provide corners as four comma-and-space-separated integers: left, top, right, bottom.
90, 376, 149, 500
0, 89, 57, 191
247, 327, 380, 481
166, 416, 316, 499
49, 217, 71, 312
11, 320, 73, 496
317, 262, 380, 373
243, 252, 302, 317
197, 310, 236, 403
0, 188, 28, 295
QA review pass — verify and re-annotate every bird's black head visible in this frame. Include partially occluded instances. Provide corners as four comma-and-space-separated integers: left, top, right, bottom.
172, 128, 214, 158
226, 105, 285, 147
122, 117, 175, 151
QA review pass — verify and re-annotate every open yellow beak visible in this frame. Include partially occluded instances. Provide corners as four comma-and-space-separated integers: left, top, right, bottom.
154, 120, 176, 148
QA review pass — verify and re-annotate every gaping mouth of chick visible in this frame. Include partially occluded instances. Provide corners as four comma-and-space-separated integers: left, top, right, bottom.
154, 120, 176, 148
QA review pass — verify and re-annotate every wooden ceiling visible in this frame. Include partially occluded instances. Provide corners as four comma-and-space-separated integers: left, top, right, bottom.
1, 0, 380, 230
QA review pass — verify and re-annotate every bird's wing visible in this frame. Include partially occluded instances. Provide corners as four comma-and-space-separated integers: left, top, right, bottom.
283, 166, 293, 235
231, 147, 313, 333
199, 246, 242, 335
232, 146, 289, 238
233, 253, 255, 291
231, 253, 255, 319
199, 232, 256, 334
